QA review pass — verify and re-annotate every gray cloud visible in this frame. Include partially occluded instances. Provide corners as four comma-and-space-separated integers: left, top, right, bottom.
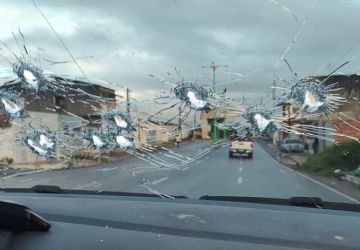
2, 0, 360, 104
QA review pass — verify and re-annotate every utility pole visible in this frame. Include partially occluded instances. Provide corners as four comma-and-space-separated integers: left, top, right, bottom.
272, 80, 276, 102
201, 61, 228, 144
175, 105, 182, 147
126, 88, 130, 113
178, 105, 182, 138
202, 61, 228, 93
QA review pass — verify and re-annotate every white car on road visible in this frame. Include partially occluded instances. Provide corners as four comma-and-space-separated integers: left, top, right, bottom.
229, 138, 254, 158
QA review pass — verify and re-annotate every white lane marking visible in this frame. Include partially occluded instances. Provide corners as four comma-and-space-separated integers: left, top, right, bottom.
256, 142, 359, 203
96, 167, 119, 172
334, 235, 344, 241
238, 177, 243, 184
295, 172, 359, 204
239, 167, 243, 172
2, 169, 48, 180
151, 176, 168, 185
73, 181, 99, 190
20, 178, 33, 183
132, 167, 171, 175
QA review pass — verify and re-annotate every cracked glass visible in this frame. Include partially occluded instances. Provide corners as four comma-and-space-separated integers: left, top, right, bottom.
0, 0, 360, 204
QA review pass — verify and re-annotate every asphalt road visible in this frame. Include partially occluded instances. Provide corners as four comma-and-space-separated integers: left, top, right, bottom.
1, 140, 357, 203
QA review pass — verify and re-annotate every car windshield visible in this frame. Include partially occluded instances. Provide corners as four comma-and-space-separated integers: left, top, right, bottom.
287, 139, 299, 143
1, 0, 360, 204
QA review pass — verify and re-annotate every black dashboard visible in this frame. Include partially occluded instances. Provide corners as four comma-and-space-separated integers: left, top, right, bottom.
1, 192, 359, 250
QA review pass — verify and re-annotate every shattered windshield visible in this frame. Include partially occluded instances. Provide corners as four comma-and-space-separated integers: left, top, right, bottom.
1, 0, 360, 203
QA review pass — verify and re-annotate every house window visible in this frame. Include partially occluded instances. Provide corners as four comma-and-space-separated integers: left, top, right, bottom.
0, 109, 11, 127
292, 107, 300, 115
55, 95, 66, 109
85, 114, 102, 127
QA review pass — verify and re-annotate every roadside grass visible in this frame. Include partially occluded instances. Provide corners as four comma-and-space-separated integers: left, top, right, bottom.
300, 141, 360, 176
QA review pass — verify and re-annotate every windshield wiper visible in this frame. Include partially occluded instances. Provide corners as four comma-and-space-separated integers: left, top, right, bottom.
1, 185, 188, 199
0, 200, 51, 232
199, 196, 360, 212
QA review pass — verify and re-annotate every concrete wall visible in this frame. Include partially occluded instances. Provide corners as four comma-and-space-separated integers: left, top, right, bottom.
334, 118, 360, 143
136, 123, 191, 147
200, 111, 209, 139
0, 111, 60, 164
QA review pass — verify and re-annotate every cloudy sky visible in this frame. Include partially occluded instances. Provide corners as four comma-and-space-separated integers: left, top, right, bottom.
1, 0, 360, 103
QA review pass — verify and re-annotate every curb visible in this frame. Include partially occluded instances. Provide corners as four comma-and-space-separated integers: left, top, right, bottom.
255, 139, 301, 168
1, 169, 49, 179
256, 138, 360, 203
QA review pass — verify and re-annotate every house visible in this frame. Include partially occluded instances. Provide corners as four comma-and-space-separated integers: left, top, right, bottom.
206, 107, 243, 140
312, 74, 360, 143
137, 120, 191, 146
0, 78, 116, 165
276, 74, 360, 152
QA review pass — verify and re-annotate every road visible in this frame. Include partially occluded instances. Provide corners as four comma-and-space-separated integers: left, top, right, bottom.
1, 140, 357, 203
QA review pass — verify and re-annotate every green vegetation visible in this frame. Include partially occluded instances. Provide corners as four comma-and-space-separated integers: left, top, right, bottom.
300, 141, 360, 176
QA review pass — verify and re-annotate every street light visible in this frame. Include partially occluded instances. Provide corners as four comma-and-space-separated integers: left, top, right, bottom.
201, 61, 228, 143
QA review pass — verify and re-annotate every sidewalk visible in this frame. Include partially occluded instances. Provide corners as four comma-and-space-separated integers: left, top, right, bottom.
256, 139, 307, 168
0, 138, 210, 177
256, 138, 360, 202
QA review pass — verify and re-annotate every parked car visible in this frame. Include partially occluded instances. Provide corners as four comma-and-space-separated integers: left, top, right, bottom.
280, 138, 304, 153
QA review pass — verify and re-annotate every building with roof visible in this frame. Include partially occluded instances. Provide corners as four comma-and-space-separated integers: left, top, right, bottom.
0, 78, 116, 165
276, 74, 360, 153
